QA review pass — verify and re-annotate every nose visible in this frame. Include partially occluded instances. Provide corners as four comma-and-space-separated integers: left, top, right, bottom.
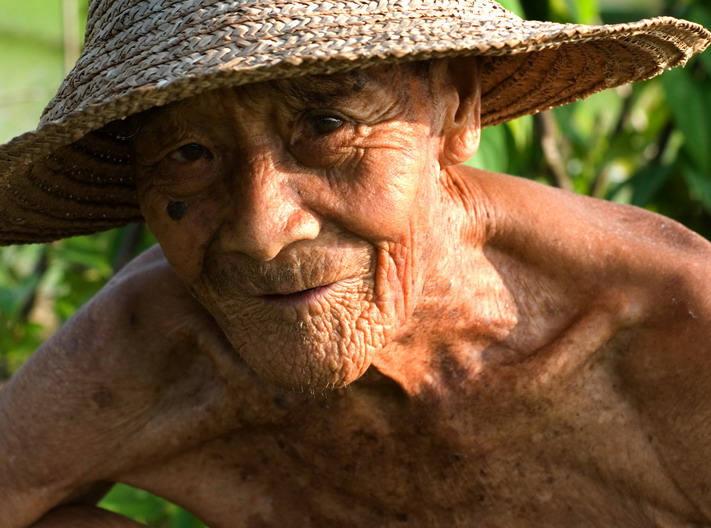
219, 153, 321, 261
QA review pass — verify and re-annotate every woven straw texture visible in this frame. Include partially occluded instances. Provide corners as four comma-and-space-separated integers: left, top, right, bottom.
0, 0, 709, 245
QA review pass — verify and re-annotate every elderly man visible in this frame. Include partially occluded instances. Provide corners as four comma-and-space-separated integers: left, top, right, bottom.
1, 0, 711, 526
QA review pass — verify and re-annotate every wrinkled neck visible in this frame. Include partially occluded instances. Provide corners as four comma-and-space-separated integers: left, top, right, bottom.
369, 166, 516, 394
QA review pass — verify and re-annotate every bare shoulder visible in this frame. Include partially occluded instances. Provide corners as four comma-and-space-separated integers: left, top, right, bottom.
0, 246, 270, 527
463, 167, 711, 511
96, 244, 205, 332
20, 244, 232, 392
467, 167, 711, 347
460, 167, 711, 289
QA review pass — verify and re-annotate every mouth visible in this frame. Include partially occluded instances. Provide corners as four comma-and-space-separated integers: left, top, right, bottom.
261, 283, 335, 305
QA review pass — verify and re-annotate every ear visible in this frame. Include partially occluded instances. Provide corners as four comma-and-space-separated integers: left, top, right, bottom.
436, 57, 482, 167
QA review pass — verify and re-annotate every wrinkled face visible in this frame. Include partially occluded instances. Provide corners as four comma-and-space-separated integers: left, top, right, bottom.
133, 63, 468, 390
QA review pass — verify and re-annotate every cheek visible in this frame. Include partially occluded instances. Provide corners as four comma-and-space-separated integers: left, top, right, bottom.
138, 187, 225, 283
334, 148, 440, 318
331, 147, 433, 235
345, 149, 440, 254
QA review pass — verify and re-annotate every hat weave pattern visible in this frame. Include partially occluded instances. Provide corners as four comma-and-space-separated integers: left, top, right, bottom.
0, 0, 709, 244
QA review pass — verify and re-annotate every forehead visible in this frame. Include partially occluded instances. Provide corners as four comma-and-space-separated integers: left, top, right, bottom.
271, 62, 431, 105
127, 63, 441, 161
275, 69, 373, 105
139, 62, 432, 124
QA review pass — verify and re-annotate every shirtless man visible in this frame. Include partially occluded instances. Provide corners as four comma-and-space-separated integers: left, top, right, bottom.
1, 1, 710, 526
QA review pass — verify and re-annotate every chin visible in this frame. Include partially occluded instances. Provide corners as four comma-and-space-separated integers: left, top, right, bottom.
234, 321, 384, 390
244, 344, 374, 391
218, 308, 391, 391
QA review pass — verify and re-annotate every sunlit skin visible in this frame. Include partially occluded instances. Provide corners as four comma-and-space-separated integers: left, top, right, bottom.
3, 59, 711, 527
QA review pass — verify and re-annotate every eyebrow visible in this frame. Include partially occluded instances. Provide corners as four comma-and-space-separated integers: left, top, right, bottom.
277, 70, 369, 106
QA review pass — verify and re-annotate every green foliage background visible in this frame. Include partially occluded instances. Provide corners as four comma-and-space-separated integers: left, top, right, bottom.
0, 0, 709, 525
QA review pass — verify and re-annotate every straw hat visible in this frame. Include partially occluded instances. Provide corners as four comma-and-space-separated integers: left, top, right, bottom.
0, 0, 709, 245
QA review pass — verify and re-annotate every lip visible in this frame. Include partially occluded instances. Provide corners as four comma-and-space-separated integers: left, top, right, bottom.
261, 283, 335, 306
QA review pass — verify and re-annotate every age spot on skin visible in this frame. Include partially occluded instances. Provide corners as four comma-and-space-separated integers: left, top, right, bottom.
167, 201, 188, 221
92, 387, 115, 409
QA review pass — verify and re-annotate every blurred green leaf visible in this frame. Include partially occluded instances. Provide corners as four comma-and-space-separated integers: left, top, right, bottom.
688, 6, 711, 72
549, 0, 600, 23
567, 0, 599, 24
101, 484, 206, 528
0, 0, 64, 43
662, 66, 711, 172
53, 240, 113, 278
684, 165, 711, 215
629, 165, 675, 207
468, 123, 513, 174
498, 0, 526, 16
174, 508, 207, 528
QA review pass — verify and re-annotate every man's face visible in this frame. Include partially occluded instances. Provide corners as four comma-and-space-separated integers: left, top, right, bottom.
133, 63, 464, 389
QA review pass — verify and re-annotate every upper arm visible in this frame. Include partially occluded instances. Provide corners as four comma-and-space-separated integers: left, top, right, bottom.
29, 505, 146, 528
613, 262, 711, 514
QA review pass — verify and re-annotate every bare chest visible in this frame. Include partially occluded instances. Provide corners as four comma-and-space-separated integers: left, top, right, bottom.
122, 366, 701, 528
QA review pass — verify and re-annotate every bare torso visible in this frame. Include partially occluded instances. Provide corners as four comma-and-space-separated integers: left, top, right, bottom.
3, 168, 711, 527
122, 364, 703, 527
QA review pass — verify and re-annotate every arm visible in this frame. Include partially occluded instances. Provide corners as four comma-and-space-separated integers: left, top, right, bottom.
614, 269, 711, 517
0, 246, 245, 527
30, 506, 145, 528
25, 484, 143, 528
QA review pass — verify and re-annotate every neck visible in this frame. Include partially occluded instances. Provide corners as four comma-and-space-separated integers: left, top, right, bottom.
369, 166, 620, 397
370, 166, 519, 395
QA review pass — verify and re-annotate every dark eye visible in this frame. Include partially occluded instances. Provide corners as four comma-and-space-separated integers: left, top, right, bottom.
308, 115, 344, 136
168, 143, 212, 163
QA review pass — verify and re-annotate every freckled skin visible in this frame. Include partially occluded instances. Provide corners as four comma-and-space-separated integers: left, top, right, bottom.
3, 59, 711, 527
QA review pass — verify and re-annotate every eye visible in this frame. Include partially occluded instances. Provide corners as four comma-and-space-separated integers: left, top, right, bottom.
168, 143, 212, 163
307, 114, 344, 136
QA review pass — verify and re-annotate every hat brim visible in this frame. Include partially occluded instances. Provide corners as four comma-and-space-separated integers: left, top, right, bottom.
0, 2, 709, 245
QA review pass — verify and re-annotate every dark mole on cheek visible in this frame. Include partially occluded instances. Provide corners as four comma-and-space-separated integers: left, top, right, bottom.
92, 387, 115, 409
166, 201, 188, 221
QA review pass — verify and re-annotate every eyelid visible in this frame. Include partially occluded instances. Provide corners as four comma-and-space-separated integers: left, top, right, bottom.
303, 109, 350, 123
309, 114, 347, 136
168, 143, 213, 162
135, 133, 215, 165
